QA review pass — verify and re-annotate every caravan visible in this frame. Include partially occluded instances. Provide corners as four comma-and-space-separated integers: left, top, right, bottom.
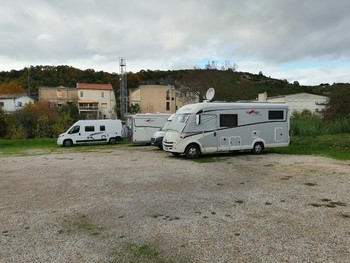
163, 102, 290, 158
126, 113, 171, 144
57, 119, 123, 146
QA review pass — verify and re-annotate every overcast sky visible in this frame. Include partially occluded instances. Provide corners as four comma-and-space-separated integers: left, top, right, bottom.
1, 0, 350, 85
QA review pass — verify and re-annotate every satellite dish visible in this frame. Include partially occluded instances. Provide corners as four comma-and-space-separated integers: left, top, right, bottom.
205, 88, 215, 102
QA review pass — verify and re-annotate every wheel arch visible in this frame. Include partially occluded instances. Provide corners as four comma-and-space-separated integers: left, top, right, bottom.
252, 138, 265, 149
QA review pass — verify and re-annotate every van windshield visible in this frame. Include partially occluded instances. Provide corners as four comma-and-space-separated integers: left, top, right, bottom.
68, 125, 80, 134
172, 113, 191, 123
160, 121, 171, 131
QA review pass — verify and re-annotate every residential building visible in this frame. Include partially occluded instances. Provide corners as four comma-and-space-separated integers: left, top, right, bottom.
129, 85, 197, 114
38, 86, 77, 107
257, 92, 329, 115
77, 83, 116, 119
0, 93, 35, 113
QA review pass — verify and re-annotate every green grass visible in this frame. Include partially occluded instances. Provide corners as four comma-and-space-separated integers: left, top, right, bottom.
110, 243, 174, 263
0, 138, 130, 156
0, 138, 58, 155
1, 134, 349, 160
267, 134, 350, 160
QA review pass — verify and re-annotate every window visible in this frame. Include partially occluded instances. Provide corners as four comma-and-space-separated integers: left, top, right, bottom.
268, 110, 284, 120
100, 125, 105, 131
68, 125, 80, 134
80, 91, 83, 97
85, 126, 95, 132
220, 114, 238, 127
57, 90, 62, 98
101, 91, 104, 98
102, 103, 107, 109
173, 113, 191, 123
166, 101, 170, 110
17, 101, 22, 107
166, 90, 170, 100
0, 102, 4, 107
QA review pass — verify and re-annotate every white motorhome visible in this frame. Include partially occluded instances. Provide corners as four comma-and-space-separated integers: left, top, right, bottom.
163, 102, 290, 158
57, 119, 123, 147
126, 113, 171, 144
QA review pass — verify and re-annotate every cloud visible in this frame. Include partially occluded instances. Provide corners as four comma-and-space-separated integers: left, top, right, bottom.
1, 0, 350, 85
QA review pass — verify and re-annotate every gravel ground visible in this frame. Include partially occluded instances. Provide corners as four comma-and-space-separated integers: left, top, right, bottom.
1, 146, 350, 263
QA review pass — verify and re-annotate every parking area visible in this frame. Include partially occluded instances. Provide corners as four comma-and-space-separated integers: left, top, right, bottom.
1, 146, 350, 262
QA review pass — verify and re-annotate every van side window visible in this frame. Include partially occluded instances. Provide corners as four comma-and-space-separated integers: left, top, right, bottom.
269, 110, 284, 120
85, 126, 95, 132
69, 125, 80, 134
100, 125, 105, 131
220, 114, 238, 127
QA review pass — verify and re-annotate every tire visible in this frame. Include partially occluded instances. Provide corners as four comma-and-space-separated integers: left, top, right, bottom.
109, 138, 117, 144
63, 139, 73, 147
252, 142, 264, 154
185, 144, 201, 159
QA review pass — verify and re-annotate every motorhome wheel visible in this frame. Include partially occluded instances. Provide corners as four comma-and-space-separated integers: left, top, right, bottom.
185, 144, 201, 159
63, 139, 73, 147
252, 142, 264, 154
109, 138, 117, 144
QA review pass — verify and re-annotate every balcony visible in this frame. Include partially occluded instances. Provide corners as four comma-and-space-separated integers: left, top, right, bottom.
78, 100, 99, 111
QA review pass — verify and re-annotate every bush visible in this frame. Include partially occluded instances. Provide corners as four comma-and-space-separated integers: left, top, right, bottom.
291, 111, 350, 137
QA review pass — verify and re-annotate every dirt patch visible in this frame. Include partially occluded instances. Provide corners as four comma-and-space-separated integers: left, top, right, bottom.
1, 147, 350, 262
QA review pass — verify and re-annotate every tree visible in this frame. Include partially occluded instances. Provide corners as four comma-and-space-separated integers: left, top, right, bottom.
34, 115, 51, 138
0, 80, 25, 94
0, 108, 7, 138
129, 103, 140, 114
324, 85, 350, 120
59, 104, 79, 123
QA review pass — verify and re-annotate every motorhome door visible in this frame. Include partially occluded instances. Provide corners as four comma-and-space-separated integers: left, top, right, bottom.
200, 114, 218, 152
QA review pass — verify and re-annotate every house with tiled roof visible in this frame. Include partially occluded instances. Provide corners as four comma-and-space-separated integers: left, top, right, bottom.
0, 93, 35, 113
77, 83, 116, 119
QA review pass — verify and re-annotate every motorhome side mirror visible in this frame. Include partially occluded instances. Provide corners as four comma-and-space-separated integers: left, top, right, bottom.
195, 114, 201, 125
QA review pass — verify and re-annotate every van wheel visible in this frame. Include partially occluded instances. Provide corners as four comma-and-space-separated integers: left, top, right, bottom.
109, 138, 117, 144
252, 142, 264, 154
185, 144, 201, 159
63, 139, 73, 147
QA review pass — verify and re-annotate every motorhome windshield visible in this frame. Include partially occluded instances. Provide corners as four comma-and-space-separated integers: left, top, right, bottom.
172, 113, 191, 123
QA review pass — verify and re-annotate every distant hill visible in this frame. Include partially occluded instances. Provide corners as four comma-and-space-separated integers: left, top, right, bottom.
0, 65, 346, 101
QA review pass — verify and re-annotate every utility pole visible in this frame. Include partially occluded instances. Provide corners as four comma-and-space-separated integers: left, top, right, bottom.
27, 65, 31, 96
119, 58, 127, 119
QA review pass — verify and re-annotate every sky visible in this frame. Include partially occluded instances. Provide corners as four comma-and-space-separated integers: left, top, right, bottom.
1, 0, 350, 86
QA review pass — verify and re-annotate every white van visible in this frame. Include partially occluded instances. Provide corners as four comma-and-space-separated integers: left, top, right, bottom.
126, 113, 171, 144
150, 114, 175, 149
163, 102, 290, 158
57, 119, 123, 146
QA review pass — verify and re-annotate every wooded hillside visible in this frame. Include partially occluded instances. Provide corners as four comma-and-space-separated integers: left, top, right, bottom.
0, 65, 346, 102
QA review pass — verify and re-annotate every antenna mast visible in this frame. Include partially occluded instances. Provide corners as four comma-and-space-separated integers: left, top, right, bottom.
119, 58, 127, 119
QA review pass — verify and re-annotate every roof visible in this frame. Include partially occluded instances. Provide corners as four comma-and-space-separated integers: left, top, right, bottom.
177, 102, 288, 114
0, 93, 31, 99
38, 86, 76, 90
77, 83, 113, 90
78, 100, 99, 103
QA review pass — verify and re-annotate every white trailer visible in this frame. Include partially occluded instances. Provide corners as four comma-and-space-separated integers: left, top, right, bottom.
163, 102, 290, 158
57, 119, 123, 146
126, 113, 171, 144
